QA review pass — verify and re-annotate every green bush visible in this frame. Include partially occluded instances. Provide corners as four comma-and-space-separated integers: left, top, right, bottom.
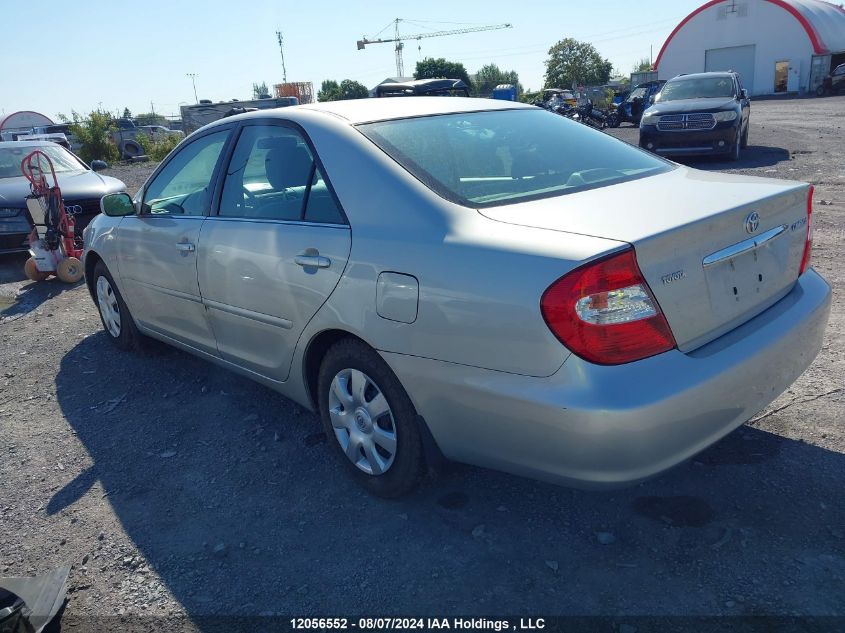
136, 133, 181, 161
60, 111, 119, 164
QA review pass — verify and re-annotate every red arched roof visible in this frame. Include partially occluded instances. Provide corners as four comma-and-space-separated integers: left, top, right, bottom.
654, 0, 840, 69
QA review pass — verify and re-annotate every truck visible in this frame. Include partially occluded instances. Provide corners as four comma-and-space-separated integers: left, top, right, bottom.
179, 97, 299, 135
110, 119, 184, 159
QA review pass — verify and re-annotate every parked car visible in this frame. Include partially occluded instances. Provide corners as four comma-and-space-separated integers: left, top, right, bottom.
639, 72, 751, 160
816, 63, 845, 96
137, 125, 185, 141
375, 78, 470, 97
0, 141, 126, 254
86, 98, 829, 497
543, 88, 577, 108
607, 80, 666, 127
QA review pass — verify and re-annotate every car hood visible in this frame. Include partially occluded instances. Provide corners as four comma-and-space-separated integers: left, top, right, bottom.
0, 170, 126, 206
646, 97, 738, 114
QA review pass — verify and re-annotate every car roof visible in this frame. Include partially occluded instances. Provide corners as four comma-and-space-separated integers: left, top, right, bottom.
669, 72, 735, 82
228, 96, 534, 126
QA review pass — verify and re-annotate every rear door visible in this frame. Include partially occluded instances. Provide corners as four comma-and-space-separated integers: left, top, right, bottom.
196, 121, 351, 382
116, 127, 232, 354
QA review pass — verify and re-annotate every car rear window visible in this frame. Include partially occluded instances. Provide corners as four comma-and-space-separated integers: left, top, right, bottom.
357, 109, 671, 208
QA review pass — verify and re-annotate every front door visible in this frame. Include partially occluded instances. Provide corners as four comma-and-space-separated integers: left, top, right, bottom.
196, 122, 351, 382
774, 61, 789, 93
117, 128, 231, 354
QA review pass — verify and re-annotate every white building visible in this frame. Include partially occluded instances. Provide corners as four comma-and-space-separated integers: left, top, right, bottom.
654, 0, 845, 96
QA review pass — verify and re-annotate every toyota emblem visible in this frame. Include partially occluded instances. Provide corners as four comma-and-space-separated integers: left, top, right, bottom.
745, 211, 760, 234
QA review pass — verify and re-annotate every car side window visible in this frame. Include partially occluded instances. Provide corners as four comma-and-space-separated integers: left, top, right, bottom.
835, 65, 845, 76
219, 124, 344, 224
304, 165, 345, 224
143, 130, 229, 216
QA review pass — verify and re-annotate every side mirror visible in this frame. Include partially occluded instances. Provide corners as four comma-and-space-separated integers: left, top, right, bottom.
740, 88, 749, 100
90, 160, 108, 172
100, 192, 135, 217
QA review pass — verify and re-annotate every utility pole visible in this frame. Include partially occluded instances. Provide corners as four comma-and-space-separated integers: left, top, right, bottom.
276, 31, 288, 83
186, 73, 199, 103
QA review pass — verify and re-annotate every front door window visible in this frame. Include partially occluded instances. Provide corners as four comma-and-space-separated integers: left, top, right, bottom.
142, 130, 229, 215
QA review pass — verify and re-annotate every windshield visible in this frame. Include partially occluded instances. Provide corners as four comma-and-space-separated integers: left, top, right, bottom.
657, 76, 736, 102
358, 109, 671, 208
0, 144, 86, 179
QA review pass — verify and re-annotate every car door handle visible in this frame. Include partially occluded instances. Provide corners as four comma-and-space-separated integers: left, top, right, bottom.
294, 254, 331, 268
175, 242, 196, 252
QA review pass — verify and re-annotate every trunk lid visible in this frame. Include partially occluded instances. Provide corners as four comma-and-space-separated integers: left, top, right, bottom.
478, 166, 810, 351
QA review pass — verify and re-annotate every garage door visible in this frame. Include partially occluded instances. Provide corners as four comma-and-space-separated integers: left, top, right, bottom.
705, 45, 756, 92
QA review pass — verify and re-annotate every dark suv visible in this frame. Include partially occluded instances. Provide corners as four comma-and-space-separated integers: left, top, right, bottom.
639, 71, 751, 161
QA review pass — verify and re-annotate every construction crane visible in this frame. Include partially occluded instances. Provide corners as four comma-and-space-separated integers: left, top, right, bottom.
357, 19, 512, 77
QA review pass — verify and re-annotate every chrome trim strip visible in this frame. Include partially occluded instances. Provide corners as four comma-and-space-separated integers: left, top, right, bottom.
203, 298, 293, 329
204, 216, 348, 229
702, 224, 788, 268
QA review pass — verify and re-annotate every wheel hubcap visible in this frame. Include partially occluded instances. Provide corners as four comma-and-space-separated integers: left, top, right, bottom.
328, 368, 397, 475
96, 276, 121, 338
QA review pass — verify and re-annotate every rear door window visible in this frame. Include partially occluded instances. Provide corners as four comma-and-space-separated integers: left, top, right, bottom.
219, 124, 345, 224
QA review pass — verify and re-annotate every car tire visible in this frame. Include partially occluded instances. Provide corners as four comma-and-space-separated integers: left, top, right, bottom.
24, 257, 49, 282
740, 122, 749, 149
606, 113, 620, 128
92, 260, 142, 351
816, 84, 826, 97
729, 131, 741, 162
318, 338, 425, 498
120, 140, 143, 160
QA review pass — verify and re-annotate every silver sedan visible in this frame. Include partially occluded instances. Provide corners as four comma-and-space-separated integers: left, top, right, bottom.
84, 98, 831, 497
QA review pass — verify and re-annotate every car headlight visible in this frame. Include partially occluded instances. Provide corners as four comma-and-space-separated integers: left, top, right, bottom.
641, 112, 660, 126
713, 110, 738, 122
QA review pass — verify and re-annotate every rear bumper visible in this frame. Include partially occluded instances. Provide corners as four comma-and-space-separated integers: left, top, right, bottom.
640, 123, 738, 156
383, 269, 831, 488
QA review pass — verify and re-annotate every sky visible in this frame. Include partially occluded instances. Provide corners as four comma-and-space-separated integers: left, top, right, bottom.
0, 0, 704, 122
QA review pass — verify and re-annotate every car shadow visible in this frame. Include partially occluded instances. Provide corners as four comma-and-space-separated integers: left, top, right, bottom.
670, 145, 792, 170
0, 253, 29, 284
0, 274, 84, 322
53, 334, 845, 616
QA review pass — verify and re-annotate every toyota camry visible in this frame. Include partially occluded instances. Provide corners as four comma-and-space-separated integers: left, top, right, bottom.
83, 98, 830, 497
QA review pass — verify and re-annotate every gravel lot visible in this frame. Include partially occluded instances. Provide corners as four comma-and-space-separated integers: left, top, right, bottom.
1, 97, 843, 624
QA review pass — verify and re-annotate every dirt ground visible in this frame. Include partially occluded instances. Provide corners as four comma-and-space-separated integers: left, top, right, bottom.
0, 97, 843, 624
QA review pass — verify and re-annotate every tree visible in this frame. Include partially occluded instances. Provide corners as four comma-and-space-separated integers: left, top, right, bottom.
472, 63, 523, 97
122, 107, 132, 119
318, 79, 369, 101
544, 38, 613, 89
252, 81, 270, 99
633, 57, 652, 73
318, 80, 340, 102
414, 57, 471, 86
58, 111, 118, 163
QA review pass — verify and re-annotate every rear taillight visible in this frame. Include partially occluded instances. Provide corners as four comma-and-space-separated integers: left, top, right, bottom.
799, 185, 814, 275
540, 248, 676, 365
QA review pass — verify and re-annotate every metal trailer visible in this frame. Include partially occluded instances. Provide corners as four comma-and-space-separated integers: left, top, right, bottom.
179, 97, 299, 134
